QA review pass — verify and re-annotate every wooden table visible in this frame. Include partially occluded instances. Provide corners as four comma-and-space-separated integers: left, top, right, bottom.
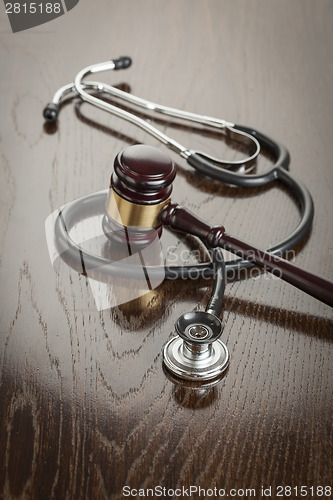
1, 1, 332, 498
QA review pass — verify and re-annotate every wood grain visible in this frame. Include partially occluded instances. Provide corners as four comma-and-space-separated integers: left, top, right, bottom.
0, 1, 332, 499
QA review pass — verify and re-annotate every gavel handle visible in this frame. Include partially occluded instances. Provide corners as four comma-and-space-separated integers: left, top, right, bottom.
161, 203, 333, 307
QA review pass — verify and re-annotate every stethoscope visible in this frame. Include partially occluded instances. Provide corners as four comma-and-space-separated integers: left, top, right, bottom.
44, 56, 333, 383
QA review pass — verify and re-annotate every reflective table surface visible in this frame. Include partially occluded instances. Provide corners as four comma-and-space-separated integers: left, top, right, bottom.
0, 1, 332, 498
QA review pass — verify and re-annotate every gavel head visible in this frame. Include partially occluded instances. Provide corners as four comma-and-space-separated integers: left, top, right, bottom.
103, 144, 176, 246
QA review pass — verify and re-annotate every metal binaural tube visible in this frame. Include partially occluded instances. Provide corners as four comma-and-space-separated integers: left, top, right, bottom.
44, 56, 263, 170
73, 60, 190, 157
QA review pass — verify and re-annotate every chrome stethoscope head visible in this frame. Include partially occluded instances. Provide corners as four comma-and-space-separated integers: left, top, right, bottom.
163, 311, 229, 381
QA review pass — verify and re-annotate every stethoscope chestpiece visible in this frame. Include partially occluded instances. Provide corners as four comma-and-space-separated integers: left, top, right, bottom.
163, 311, 229, 381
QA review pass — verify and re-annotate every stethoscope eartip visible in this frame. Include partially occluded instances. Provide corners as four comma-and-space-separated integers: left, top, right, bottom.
113, 56, 132, 70
43, 102, 59, 123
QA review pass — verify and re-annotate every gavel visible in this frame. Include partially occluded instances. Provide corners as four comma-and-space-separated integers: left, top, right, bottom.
104, 144, 333, 308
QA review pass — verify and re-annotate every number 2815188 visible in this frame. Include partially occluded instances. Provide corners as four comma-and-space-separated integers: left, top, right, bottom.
5, 3, 62, 14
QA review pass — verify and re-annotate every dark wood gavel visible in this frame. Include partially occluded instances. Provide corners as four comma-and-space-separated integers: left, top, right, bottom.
160, 203, 333, 307
104, 144, 333, 307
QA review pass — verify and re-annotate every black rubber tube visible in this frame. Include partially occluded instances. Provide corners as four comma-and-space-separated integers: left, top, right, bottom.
206, 248, 226, 316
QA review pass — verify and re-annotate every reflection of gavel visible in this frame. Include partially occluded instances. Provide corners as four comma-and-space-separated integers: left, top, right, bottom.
104, 144, 333, 307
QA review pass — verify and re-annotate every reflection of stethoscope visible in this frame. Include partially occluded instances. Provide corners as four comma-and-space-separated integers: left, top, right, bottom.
44, 56, 333, 383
